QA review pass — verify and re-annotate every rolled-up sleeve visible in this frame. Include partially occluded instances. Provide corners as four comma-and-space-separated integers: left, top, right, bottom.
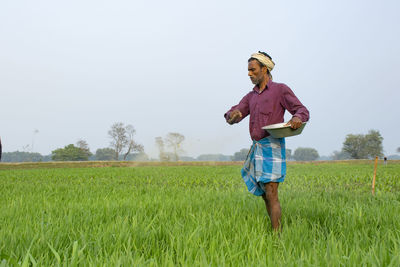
224, 92, 251, 123
280, 84, 309, 122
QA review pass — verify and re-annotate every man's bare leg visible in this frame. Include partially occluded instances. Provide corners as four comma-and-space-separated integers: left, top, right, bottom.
261, 193, 271, 217
262, 182, 281, 231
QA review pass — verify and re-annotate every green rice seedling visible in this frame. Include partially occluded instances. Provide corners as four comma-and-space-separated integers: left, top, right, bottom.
0, 162, 399, 266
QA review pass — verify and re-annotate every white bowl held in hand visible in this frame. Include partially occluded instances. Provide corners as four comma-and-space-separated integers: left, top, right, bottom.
262, 122, 307, 138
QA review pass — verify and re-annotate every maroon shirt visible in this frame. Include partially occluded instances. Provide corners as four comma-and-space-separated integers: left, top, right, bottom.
225, 79, 309, 141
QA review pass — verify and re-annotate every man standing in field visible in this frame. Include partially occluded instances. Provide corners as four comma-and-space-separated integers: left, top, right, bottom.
224, 51, 309, 231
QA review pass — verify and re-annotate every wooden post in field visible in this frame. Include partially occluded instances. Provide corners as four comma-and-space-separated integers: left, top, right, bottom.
372, 156, 378, 195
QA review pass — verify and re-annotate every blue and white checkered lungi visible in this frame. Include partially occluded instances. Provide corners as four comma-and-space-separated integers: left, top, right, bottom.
241, 136, 286, 196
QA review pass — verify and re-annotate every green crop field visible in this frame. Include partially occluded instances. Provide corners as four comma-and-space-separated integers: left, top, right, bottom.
1, 161, 400, 266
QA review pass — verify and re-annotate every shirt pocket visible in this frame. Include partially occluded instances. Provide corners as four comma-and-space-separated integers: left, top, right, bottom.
259, 110, 272, 127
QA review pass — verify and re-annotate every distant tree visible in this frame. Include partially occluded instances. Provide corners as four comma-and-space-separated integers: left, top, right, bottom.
52, 144, 90, 161
0, 137, 2, 161
165, 132, 185, 161
95, 148, 115, 161
108, 122, 143, 160
155, 137, 170, 161
122, 125, 144, 160
2, 151, 43, 162
364, 130, 384, 158
331, 150, 351, 160
76, 139, 92, 159
342, 134, 365, 159
232, 148, 250, 161
293, 147, 319, 161
397, 147, 400, 153
108, 122, 128, 160
342, 130, 383, 159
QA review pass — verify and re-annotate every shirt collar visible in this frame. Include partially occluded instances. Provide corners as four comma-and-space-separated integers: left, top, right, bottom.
253, 79, 273, 93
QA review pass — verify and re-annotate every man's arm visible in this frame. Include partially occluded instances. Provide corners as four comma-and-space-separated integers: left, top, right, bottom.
224, 93, 251, 125
280, 84, 309, 129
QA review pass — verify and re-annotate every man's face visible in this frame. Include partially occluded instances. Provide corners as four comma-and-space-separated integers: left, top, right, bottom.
248, 60, 266, 85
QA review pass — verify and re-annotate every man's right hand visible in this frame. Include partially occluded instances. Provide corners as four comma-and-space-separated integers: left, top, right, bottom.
227, 109, 242, 124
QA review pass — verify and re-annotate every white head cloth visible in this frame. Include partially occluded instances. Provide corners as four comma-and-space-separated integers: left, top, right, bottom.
250, 52, 275, 73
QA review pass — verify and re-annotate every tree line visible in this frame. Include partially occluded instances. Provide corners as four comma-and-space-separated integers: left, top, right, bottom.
50, 122, 146, 161
0, 128, 395, 162
289, 129, 387, 161
1, 122, 146, 162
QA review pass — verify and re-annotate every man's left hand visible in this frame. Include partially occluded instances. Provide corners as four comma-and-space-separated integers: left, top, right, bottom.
286, 117, 303, 129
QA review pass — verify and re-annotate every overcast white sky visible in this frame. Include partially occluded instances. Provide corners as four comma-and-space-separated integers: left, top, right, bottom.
1, 0, 399, 159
